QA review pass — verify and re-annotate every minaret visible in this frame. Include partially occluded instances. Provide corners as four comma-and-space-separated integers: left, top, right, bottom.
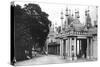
94, 6, 98, 27
71, 13, 74, 21
69, 9, 71, 15
85, 9, 88, 16
65, 8, 69, 28
61, 11, 64, 32
75, 9, 80, 19
52, 23, 55, 32
85, 8, 92, 29
67, 9, 72, 25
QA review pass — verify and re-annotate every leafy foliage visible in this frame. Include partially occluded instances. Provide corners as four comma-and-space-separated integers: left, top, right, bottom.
13, 3, 51, 61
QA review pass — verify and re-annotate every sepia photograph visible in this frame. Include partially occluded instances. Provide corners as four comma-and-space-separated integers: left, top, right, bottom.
11, 1, 98, 66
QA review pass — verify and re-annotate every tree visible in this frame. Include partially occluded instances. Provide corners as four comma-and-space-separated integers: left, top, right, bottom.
23, 3, 51, 51
13, 3, 51, 61
14, 5, 27, 61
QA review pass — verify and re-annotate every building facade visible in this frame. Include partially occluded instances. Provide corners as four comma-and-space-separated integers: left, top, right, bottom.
47, 7, 97, 61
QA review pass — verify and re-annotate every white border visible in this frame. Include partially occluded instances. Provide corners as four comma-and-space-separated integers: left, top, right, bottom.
0, 0, 100, 67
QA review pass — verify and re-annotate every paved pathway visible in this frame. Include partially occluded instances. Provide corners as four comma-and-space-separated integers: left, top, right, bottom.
15, 55, 97, 66
15, 55, 66, 66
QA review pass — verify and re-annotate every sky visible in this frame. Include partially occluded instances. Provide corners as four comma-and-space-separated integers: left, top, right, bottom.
14, 1, 98, 26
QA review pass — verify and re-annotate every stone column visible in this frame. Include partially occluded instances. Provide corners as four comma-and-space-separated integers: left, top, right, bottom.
60, 39, 62, 56
69, 38, 72, 60
67, 38, 70, 59
90, 38, 93, 59
92, 36, 97, 59
87, 38, 90, 59
79, 40, 81, 54
74, 37, 77, 60
77, 40, 79, 55
60, 39, 63, 56
63, 39, 66, 59
66, 39, 68, 58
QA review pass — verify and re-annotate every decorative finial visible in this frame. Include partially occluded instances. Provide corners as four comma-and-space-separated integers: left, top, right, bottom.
66, 8, 68, 11
85, 9, 88, 16
68, 9, 71, 15
65, 8, 68, 16
75, 9, 80, 18
61, 11, 64, 19
87, 6, 90, 14
72, 13, 74, 17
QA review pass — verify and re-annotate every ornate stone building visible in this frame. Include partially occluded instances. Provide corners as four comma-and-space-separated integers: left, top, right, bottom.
47, 7, 97, 61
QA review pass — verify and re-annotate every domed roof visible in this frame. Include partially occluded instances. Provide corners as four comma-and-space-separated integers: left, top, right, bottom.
69, 19, 84, 31
88, 27, 97, 35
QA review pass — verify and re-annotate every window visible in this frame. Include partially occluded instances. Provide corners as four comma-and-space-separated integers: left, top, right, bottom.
72, 45, 74, 50
72, 38, 74, 40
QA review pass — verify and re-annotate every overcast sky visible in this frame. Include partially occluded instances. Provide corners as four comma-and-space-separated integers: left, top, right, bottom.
15, 1, 97, 26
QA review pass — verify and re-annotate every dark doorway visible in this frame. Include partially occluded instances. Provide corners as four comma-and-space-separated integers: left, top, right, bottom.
77, 39, 87, 58
48, 42, 60, 55
81, 39, 87, 58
